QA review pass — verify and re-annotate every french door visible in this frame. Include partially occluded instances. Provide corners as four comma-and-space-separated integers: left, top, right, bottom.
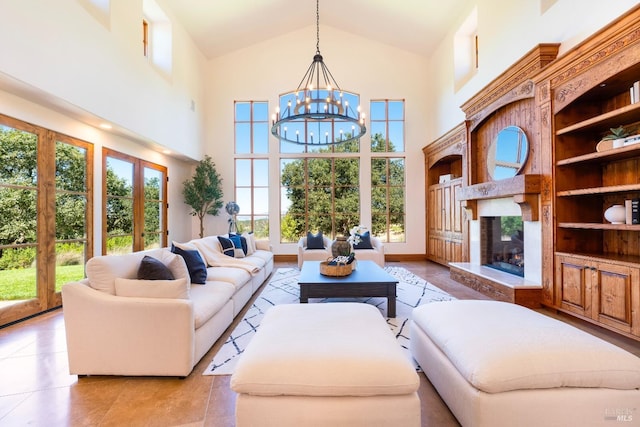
0, 114, 93, 326
102, 148, 168, 254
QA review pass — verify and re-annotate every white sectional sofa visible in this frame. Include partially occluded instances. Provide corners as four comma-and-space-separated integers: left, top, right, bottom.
62, 234, 273, 377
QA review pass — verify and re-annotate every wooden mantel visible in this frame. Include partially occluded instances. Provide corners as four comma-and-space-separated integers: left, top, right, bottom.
457, 174, 541, 221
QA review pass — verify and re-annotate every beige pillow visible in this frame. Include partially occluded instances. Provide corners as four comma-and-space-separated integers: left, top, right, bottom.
114, 277, 189, 299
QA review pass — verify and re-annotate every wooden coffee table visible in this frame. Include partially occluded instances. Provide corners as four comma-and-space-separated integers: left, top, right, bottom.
298, 260, 398, 317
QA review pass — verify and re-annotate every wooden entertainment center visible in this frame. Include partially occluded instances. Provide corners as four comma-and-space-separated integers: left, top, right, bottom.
425, 5, 640, 341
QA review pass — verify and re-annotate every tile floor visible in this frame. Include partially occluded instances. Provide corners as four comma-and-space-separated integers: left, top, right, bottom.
0, 260, 638, 426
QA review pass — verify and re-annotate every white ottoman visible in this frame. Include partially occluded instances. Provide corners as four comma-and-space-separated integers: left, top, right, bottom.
231, 303, 421, 427
410, 300, 640, 427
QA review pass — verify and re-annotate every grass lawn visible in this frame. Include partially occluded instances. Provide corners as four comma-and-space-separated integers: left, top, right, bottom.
0, 265, 84, 300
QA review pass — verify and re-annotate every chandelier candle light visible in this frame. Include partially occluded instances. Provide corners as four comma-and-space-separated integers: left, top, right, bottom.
271, 0, 366, 146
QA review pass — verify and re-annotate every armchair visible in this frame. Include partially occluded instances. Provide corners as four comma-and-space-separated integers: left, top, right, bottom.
297, 235, 332, 268
352, 235, 385, 267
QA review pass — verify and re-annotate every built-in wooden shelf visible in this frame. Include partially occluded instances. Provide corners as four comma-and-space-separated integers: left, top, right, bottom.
556, 251, 640, 267
556, 102, 640, 135
556, 143, 640, 165
558, 222, 640, 230
557, 183, 640, 196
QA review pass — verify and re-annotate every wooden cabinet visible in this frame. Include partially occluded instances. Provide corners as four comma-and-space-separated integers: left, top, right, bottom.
427, 179, 463, 264
556, 253, 639, 337
424, 124, 466, 266
534, 6, 640, 340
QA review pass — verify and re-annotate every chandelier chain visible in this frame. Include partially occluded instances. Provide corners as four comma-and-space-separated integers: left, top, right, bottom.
316, 0, 320, 54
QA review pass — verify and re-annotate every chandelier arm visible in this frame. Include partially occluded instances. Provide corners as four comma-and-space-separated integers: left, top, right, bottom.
270, 0, 366, 146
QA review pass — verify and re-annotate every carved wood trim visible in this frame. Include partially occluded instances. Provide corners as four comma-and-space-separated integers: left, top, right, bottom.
461, 44, 560, 130
423, 122, 466, 169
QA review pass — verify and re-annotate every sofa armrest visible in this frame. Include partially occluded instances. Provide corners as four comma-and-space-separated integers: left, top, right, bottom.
371, 236, 385, 253
62, 281, 195, 376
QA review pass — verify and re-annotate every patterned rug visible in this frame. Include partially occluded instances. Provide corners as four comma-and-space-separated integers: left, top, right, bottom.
203, 266, 455, 375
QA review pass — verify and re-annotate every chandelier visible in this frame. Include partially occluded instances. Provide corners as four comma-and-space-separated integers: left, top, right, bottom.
270, 0, 366, 146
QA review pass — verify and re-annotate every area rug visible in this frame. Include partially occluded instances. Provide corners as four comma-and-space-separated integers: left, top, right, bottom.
203, 266, 455, 375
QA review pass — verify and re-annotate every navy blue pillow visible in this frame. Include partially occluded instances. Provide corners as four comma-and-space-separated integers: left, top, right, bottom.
306, 231, 325, 249
353, 231, 373, 250
228, 233, 246, 255
217, 236, 235, 257
170, 245, 207, 284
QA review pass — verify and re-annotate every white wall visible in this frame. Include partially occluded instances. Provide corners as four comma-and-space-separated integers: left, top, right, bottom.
0, 0, 208, 247
205, 25, 431, 254
0, 0, 207, 160
427, 0, 640, 140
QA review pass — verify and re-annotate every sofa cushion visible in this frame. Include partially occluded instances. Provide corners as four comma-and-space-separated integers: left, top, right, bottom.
306, 231, 325, 249
412, 300, 640, 393
206, 266, 252, 289
171, 244, 207, 284
114, 278, 189, 299
190, 281, 235, 329
353, 231, 373, 249
217, 236, 236, 257
137, 255, 175, 280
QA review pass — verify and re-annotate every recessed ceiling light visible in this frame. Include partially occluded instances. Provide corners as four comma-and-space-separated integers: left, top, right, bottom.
162, 149, 171, 154
99, 123, 112, 129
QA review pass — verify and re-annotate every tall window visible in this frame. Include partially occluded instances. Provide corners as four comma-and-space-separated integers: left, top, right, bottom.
280, 142, 360, 242
234, 101, 269, 237
370, 100, 406, 242
278, 91, 363, 242
0, 114, 93, 326
103, 149, 167, 254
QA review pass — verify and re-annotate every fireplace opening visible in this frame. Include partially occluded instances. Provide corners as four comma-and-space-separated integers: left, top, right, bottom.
481, 216, 524, 277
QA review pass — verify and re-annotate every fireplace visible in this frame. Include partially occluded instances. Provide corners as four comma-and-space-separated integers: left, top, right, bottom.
481, 216, 524, 277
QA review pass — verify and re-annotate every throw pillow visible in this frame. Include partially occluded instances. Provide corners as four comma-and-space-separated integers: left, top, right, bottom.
114, 277, 189, 299
171, 244, 208, 284
137, 255, 176, 280
241, 232, 256, 255
217, 236, 235, 257
228, 233, 246, 258
353, 231, 374, 250
306, 231, 325, 249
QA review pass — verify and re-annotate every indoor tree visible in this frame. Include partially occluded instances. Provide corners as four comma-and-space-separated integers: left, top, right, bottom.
182, 155, 224, 238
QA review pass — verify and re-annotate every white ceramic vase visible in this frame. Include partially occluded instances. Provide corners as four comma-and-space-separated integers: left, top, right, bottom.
604, 204, 626, 224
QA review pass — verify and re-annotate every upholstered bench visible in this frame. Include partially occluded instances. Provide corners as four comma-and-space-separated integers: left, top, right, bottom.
231, 303, 421, 427
410, 300, 640, 427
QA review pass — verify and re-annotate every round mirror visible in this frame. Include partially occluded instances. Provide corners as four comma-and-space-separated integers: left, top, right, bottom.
487, 126, 529, 180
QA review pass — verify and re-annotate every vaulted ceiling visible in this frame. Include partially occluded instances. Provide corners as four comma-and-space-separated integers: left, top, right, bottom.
162, 0, 474, 59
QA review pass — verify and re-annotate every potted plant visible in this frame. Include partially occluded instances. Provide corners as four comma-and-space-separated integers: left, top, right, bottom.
182, 155, 224, 238
599, 126, 630, 149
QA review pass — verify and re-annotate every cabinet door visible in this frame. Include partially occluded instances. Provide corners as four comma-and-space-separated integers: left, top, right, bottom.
592, 262, 638, 335
428, 188, 437, 232
443, 185, 452, 232
452, 180, 462, 233
556, 255, 592, 318
435, 187, 443, 232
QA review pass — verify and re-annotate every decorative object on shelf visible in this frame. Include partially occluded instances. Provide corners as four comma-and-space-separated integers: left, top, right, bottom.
225, 201, 240, 234
270, 0, 366, 146
598, 126, 631, 150
331, 236, 352, 257
604, 204, 626, 224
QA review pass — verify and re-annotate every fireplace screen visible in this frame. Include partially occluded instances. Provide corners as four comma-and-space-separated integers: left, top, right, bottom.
481, 216, 524, 277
